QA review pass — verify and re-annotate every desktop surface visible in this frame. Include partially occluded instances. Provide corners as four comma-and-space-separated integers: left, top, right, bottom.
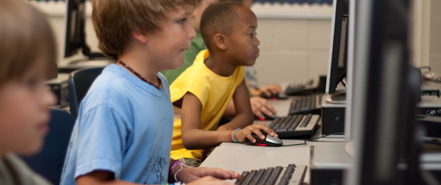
199, 98, 350, 185
200, 140, 313, 184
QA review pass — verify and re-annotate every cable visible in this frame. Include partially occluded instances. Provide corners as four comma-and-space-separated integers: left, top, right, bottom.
281, 140, 307, 147
309, 132, 345, 141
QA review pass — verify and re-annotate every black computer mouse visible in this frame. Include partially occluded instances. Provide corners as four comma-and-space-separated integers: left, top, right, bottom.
260, 92, 288, 100
244, 133, 283, 147
255, 113, 278, 121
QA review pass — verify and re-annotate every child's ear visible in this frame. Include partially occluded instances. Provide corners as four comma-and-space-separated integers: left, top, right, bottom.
132, 31, 148, 44
213, 34, 227, 50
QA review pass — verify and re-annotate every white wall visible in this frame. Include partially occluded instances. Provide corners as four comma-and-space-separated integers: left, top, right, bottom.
32, 1, 333, 85
429, 0, 441, 73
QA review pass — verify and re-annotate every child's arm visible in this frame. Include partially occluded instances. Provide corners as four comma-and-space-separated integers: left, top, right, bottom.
76, 171, 139, 185
181, 81, 277, 149
180, 92, 233, 149
76, 170, 234, 185
223, 95, 278, 119
217, 81, 278, 142
249, 84, 282, 97
169, 159, 238, 183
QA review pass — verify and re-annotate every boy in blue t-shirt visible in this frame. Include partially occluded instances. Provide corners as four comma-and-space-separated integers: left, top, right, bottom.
60, 0, 238, 184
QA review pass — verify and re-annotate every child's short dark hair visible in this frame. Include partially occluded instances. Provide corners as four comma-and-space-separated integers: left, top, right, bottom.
0, 0, 57, 85
200, 2, 244, 51
92, 0, 199, 60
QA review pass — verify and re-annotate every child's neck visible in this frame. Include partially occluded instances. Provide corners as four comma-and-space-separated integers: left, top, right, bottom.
0, 150, 6, 159
205, 53, 238, 77
118, 53, 161, 87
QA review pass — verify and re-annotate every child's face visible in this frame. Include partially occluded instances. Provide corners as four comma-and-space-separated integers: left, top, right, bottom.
225, 7, 260, 66
191, 0, 219, 31
0, 58, 56, 156
147, 6, 196, 71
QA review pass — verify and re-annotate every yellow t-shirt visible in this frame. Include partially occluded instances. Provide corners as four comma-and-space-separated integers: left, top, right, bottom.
170, 50, 245, 160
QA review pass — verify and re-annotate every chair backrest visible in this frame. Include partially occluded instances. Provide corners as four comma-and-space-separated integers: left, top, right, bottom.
68, 67, 104, 118
20, 108, 75, 185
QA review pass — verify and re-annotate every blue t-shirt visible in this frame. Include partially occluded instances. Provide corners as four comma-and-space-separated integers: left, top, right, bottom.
60, 64, 174, 185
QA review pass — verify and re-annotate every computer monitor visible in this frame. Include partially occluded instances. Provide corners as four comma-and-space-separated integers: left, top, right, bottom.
64, 0, 105, 59
325, 0, 349, 95
346, 0, 422, 184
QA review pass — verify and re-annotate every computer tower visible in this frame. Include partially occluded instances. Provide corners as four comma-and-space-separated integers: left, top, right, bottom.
310, 143, 350, 185
321, 94, 346, 136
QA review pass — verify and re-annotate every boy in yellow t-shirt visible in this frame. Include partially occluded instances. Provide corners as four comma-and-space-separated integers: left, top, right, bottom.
170, 2, 278, 166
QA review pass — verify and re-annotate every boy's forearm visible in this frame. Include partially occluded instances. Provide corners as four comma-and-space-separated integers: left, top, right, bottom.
76, 171, 140, 185
219, 112, 254, 130
182, 129, 231, 149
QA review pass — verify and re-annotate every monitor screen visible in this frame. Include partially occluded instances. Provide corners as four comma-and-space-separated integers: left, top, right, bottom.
325, 0, 349, 94
64, 0, 105, 59
346, 0, 421, 184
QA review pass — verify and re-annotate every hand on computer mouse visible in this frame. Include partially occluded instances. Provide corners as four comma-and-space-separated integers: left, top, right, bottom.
250, 97, 277, 119
255, 112, 277, 121
244, 133, 283, 146
232, 124, 278, 143
259, 85, 282, 97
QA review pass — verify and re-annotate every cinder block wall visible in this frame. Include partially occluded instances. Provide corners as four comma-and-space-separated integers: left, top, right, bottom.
33, 2, 334, 85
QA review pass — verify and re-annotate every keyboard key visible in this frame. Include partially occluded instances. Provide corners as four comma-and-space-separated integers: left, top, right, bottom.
241, 170, 257, 185
235, 164, 306, 185
249, 169, 265, 185
235, 171, 249, 185
299, 114, 312, 127
266, 166, 283, 185
256, 168, 273, 185
278, 164, 296, 185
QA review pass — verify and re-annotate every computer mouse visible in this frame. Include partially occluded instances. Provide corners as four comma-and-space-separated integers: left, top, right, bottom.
255, 113, 278, 121
244, 133, 283, 147
260, 92, 288, 100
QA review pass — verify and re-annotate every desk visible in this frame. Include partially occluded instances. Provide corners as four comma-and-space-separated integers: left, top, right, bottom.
200, 98, 346, 184
201, 140, 347, 184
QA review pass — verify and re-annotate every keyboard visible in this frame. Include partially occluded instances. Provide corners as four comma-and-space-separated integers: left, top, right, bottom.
235, 164, 307, 185
288, 93, 323, 115
269, 113, 320, 139
284, 78, 319, 95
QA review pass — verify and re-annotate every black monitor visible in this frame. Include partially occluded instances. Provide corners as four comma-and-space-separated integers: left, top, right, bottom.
325, 0, 349, 95
346, 0, 423, 184
64, 0, 105, 59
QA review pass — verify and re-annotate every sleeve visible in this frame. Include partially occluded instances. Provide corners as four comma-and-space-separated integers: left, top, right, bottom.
73, 104, 128, 179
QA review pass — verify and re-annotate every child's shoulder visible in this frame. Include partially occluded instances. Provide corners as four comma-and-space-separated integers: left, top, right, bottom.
1, 154, 51, 185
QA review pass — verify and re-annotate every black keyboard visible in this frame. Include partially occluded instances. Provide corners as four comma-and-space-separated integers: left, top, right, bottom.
235, 164, 307, 185
288, 93, 322, 115
269, 113, 320, 139
284, 78, 318, 95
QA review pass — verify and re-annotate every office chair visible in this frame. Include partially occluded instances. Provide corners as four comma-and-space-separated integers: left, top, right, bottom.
68, 67, 104, 118
20, 108, 75, 185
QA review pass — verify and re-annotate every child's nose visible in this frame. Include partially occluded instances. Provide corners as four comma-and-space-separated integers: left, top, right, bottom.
43, 86, 57, 108
188, 25, 196, 40
255, 37, 260, 46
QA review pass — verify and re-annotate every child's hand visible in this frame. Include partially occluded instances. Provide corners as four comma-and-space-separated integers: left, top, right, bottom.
233, 124, 278, 143
259, 84, 282, 97
186, 176, 232, 185
250, 97, 277, 119
178, 167, 239, 183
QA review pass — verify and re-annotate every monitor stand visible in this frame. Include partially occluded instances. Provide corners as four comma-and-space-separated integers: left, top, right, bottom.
325, 90, 347, 104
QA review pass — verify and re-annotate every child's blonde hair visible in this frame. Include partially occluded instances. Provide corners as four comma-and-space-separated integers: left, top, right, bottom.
92, 0, 199, 60
0, 0, 57, 85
